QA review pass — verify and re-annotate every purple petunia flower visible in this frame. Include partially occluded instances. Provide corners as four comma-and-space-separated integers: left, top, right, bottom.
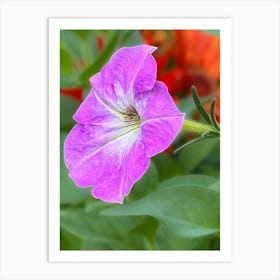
64, 45, 185, 203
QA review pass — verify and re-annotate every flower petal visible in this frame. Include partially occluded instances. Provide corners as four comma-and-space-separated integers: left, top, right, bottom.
73, 89, 122, 127
92, 141, 150, 203
89, 45, 157, 110
64, 123, 149, 203
139, 81, 185, 157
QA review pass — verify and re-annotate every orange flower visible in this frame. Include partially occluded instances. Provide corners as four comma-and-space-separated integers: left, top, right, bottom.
141, 29, 220, 122
173, 30, 220, 80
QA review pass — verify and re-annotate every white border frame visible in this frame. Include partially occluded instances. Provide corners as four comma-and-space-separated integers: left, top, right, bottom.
49, 18, 231, 262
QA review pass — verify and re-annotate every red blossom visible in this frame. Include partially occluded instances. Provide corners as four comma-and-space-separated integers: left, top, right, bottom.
60, 88, 83, 103
141, 29, 220, 123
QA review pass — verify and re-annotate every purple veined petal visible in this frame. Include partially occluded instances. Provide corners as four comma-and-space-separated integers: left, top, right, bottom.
140, 118, 183, 157
132, 53, 157, 100
73, 89, 123, 127
89, 45, 157, 111
64, 123, 149, 203
138, 81, 185, 157
136, 81, 185, 120
92, 141, 150, 203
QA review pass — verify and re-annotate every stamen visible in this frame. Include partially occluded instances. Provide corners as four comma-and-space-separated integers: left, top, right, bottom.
123, 105, 141, 123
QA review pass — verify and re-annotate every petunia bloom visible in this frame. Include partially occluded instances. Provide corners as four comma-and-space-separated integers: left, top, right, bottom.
64, 45, 184, 203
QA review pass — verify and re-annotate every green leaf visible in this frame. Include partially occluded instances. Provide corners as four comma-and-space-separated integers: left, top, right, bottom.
208, 180, 220, 192
60, 208, 147, 249
129, 217, 159, 248
60, 95, 80, 131
60, 227, 83, 250
159, 174, 217, 189
60, 133, 91, 205
79, 31, 120, 83
177, 138, 219, 174
60, 30, 84, 61
177, 95, 214, 119
85, 31, 98, 62
101, 175, 220, 238
210, 98, 220, 131
60, 49, 73, 73
152, 153, 183, 181
156, 224, 220, 250
191, 85, 212, 125
202, 130, 220, 138
120, 30, 142, 46
174, 136, 206, 153
129, 160, 159, 200
201, 30, 220, 36
60, 72, 83, 88
84, 200, 111, 214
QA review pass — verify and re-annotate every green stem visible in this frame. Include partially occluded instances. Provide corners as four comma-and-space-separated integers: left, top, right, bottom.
183, 119, 213, 134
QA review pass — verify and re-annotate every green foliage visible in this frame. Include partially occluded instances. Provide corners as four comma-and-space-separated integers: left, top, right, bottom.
177, 95, 214, 119
210, 98, 220, 131
60, 174, 220, 250
156, 224, 220, 250
102, 175, 220, 239
60, 30, 142, 88
59, 30, 221, 250
60, 49, 73, 73
152, 153, 183, 180
177, 138, 219, 174
60, 95, 80, 131
60, 30, 85, 61
60, 227, 83, 250
61, 208, 148, 250
159, 174, 217, 189
129, 160, 159, 200
175, 86, 220, 153
191, 85, 212, 125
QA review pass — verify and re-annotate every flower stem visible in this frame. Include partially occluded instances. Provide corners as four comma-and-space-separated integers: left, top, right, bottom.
183, 119, 213, 134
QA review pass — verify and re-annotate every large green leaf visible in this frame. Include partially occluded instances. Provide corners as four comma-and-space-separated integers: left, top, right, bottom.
102, 175, 220, 238
60, 133, 91, 205
156, 223, 220, 250
60, 208, 147, 250
129, 217, 159, 249
159, 174, 217, 190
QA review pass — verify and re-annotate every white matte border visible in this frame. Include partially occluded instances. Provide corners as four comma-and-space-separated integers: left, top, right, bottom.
49, 18, 231, 262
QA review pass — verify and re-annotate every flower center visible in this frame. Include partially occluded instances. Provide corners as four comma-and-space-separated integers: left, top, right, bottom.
123, 105, 141, 124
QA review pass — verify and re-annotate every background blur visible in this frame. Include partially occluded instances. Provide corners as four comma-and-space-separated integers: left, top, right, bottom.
60, 30, 220, 250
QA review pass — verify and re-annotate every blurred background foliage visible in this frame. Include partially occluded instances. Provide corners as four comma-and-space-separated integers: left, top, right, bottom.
60, 29, 220, 250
